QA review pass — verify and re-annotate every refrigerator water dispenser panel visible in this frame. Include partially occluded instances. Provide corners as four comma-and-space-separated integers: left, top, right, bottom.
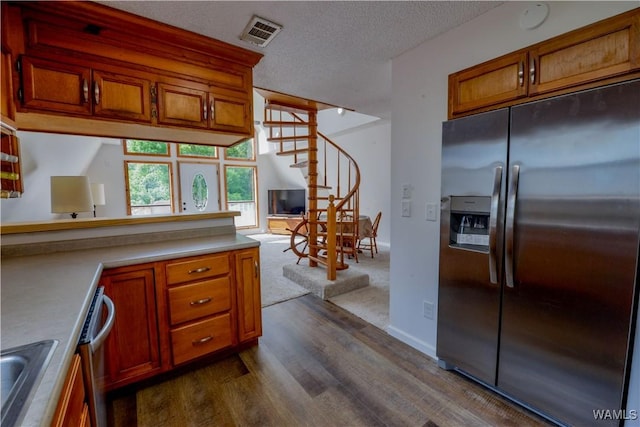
449, 196, 491, 249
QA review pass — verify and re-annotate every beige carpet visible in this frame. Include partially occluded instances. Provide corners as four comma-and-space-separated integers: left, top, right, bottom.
250, 233, 390, 330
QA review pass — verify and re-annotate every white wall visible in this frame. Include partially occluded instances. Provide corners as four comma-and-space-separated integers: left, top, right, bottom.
389, 1, 639, 419
325, 118, 391, 244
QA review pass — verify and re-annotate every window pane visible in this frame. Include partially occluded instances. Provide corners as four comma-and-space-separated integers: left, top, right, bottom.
225, 139, 254, 160
225, 166, 257, 228
127, 162, 173, 215
178, 143, 217, 158
125, 139, 169, 156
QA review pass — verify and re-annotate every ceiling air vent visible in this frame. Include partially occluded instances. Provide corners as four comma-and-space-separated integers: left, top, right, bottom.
240, 16, 282, 48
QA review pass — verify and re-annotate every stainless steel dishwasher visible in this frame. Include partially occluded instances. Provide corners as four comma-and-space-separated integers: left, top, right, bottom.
77, 286, 115, 427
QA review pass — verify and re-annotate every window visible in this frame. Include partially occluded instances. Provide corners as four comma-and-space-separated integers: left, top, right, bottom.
124, 139, 170, 156
224, 165, 257, 228
178, 143, 217, 159
224, 138, 255, 161
125, 161, 173, 215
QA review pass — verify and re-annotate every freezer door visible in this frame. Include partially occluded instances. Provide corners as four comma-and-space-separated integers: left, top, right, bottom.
499, 80, 640, 426
437, 108, 508, 385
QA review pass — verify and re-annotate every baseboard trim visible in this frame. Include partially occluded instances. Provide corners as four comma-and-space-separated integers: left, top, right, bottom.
387, 325, 437, 360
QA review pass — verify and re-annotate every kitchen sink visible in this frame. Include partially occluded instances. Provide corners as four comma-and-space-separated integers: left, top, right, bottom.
1, 340, 57, 427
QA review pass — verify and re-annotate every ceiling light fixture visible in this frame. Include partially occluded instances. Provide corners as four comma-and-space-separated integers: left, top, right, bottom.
240, 15, 283, 48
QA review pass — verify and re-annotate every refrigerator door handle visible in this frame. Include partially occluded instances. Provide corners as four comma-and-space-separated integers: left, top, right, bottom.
505, 164, 520, 288
489, 165, 503, 284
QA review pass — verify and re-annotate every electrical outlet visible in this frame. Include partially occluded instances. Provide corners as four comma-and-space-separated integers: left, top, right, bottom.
401, 200, 411, 217
423, 301, 434, 319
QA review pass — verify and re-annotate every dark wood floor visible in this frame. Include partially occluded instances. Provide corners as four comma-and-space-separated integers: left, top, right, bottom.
108, 294, 550, 426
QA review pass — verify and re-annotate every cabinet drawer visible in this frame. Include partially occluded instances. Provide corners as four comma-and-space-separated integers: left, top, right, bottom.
171, 313, 233, 365
166, 253, 229, 285
168, 277, 231, 325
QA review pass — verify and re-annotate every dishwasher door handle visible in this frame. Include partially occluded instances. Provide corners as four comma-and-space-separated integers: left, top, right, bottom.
90, 295, 115, 354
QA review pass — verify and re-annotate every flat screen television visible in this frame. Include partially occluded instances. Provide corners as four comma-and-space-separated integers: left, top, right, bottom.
268, 189, 306, 216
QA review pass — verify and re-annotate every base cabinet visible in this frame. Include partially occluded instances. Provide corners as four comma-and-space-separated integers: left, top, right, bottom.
101, 265, 162, 390
101, 246, 262, 391
267, 216, 304, 235
51, 354, 90, 427
235, 248, 262, 343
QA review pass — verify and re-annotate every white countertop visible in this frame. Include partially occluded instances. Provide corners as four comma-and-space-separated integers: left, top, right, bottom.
0, 233, 259, 427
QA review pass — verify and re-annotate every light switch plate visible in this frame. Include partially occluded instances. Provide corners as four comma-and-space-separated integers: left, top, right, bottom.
402, 184, 411, 199
401, 200, 411, 217
426, 203, 438, 221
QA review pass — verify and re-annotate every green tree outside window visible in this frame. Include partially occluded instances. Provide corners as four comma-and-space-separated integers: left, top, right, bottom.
125, 139, 169, 155
225, 139, 254, 160
178, 144, 217, 158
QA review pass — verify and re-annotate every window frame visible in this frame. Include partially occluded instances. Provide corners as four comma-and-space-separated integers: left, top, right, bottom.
123, 139, 171, 157
177, 143, 218, 159
224, 138, 255, 162
124, 160, 175, 216
223, 164, 258, 229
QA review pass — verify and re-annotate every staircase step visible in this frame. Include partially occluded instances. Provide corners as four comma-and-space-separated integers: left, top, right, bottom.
267, 135, 311, 142
290, 160, 308, 168
263, 120, 309, 128
308, 184, 332, 190
276, 148, 308, 156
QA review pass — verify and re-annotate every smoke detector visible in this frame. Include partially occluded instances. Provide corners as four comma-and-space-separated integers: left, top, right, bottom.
240, 16, 283, 48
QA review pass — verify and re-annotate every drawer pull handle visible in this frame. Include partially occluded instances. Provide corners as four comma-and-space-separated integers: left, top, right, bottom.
188, 266, 210, 274
190, 297, 212, 306
192, 336, 213, 345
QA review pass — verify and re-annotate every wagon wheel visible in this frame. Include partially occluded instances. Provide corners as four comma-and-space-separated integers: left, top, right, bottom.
289, 217, 312, 264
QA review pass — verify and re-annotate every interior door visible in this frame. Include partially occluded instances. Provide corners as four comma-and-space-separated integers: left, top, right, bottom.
178, 161, 220, 213
499, 80, 640, 426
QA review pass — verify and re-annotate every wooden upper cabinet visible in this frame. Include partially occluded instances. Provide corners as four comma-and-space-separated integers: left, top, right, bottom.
529, 11, 640, 96
20, 56, 152, 122
449, 51, 528, 116
21, 56, 92, 115
448, 8, 640, 118
1, 47, 16, 123
2, 1, 262, 145
210, 92, 252, 134
157, 82, 208, 129
92, 69, 152, 122
157, 82, 252, 134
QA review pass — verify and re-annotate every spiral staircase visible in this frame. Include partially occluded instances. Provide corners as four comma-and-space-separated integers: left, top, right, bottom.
259, 91, 360, 280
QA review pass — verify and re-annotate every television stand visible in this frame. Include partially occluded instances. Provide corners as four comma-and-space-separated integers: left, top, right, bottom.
267, 216, 304, 235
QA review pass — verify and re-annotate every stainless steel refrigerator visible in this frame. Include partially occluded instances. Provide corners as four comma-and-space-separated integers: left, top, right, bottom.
437, 80, 639, 426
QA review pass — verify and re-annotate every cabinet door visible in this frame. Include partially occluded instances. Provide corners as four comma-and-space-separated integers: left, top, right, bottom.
101, 266, 161, 389
235, 247, 262, 342
51, 354, 87, 427
20, 56, 91, 115
92, 69, 152, 122
156, 82, 208, 128
529, 12, 640, 96
448, 51, 528, 117
209, 92, 252, 134
1, 48, 15, 122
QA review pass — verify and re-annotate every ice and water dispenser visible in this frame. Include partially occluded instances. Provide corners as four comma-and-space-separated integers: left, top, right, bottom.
449, 196, 490, 250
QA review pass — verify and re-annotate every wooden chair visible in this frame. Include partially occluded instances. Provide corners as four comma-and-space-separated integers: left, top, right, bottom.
358, 211, 381, 258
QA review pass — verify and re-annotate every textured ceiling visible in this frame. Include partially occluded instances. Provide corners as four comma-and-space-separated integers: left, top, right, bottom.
102, 1, 502, 117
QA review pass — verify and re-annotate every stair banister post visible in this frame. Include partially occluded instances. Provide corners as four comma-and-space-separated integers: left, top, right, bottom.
326, 194, 337, 280
308, 111, 319, 267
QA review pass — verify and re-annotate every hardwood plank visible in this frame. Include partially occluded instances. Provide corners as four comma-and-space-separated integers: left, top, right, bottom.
108, 294, 551, 427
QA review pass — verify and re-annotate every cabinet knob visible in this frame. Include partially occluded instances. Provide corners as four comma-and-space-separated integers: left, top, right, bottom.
82, 79, 89, 104
518, 61, 524, 87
